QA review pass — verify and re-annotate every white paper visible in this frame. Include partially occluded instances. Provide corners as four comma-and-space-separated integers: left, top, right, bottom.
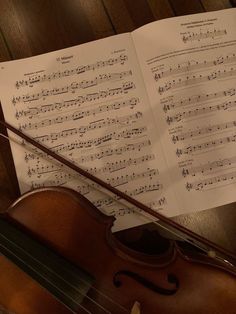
133, 8, 236, 213
2, 8, 236, 232
0, 33, 176, 231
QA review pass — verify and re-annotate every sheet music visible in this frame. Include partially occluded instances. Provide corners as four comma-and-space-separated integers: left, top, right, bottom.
0, 33, 177, 231
133, 8, 236, 212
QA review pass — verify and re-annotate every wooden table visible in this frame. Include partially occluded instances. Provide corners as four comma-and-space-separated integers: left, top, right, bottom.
0, 0, 235, 254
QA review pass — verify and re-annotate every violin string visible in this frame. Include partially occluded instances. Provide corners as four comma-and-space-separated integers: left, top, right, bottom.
0, 132, 130, 313
1, 127, 235, 310
0, 237, 90, 314
0, 231, 127, 314
3, 120, 236, 264
0, 130, 199, 244
1, 131, 235, 266
85, 188, 235, 267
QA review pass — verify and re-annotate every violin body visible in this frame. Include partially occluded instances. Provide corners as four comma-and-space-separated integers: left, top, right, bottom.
0, 187, 235, 314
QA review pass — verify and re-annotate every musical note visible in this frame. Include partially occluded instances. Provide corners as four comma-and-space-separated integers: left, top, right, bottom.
110, 199, 164, 217
158, 67, 236, 94
94, 182, 163, 208
155, 53, 236, 81
107, 169, 159, 187
29, 168, 160, 201
0, 36, 172, 232
27, 163, 62, 178
15, 83, 136, 119
27, 154, 155, 178
30, 174, 97, 192
166, 100, 236, 124
162, 87, 236, 112
28, 154, 155, 178
76, 139, 151, 163
182, 29, 227, 44
186, 170, 236, 191
18, 97, 139, 129
172, 120, 236, 143
19, 111, 143, 132
12, 70, 133, 104
176, 133, 236, 156
15, 54, 128, 88
24, 139, 151, 162
90, 154, 155, 174
182, 155, 236, 177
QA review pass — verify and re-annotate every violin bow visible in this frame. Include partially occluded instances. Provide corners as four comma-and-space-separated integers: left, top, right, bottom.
1, 120, 236, 267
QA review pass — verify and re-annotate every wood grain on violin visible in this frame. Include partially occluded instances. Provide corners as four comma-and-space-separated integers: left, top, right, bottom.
0, 187, 235, 313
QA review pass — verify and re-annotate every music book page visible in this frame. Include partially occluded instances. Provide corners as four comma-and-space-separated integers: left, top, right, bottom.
1, 8, 236, 232
0, 33, 177, 232
133, 8, 236, 212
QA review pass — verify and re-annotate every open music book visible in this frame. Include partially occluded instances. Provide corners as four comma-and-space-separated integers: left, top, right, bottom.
1, 8, 236, 231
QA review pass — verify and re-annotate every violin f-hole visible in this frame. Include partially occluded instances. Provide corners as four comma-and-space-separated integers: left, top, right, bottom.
113, 270, 179, 295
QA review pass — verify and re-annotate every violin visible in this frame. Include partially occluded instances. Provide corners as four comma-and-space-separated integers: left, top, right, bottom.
0, 121, 235, 314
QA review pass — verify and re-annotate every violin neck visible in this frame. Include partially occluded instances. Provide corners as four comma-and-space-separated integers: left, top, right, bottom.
0, 217, 94, 313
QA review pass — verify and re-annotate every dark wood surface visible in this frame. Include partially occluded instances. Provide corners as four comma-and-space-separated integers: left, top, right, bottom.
0, 0, 235, 254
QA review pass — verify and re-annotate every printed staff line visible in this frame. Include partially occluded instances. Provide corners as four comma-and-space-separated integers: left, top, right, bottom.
166, 99, 236, 124
77, 133, 149, 153
167, 111, 214, 125
180, 98, 229, 110
12, 70, 133, 104
182, 113, 215, 125
182, 155, 236, 177
15, 54, 128, 88
193, 146, 224, 157
196, 131, 233, 141
165, 66, 218, 82
172, 120, 236, 143
161, 88, 236, 112
25, 137, 150, 163
158, 67, 236, 95
20, 97, 139, 128
94, 183, 163, 208
155, 52, 235, 81
202, 165, 236, 177
182, 29, 227, 44
19, 110, 142, 132
30, 175, 95, 192
27, 154, 155, 178
201, 181, 236, 191
176, 133, 236, 157
30, 168, 159, 194
166, 83, 206, 98
112, 197, 167, 215
31, 180, 68, 190
177, 142, 227, 157
172, 129, 223, 143
76, 139, 151, 163
110, 199, 165, 218
24, 95, 127, 120
15, 82, 136, 118
40, 169, 159, 191
147, 39, 236, 66
186, 170, 236, 191
107, 168, 159, 187
17, 95, 124, 120
34, 126, 147, 146
188, 128, 236, 142
218, 76, 236, 82
24, 134, 146, 171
